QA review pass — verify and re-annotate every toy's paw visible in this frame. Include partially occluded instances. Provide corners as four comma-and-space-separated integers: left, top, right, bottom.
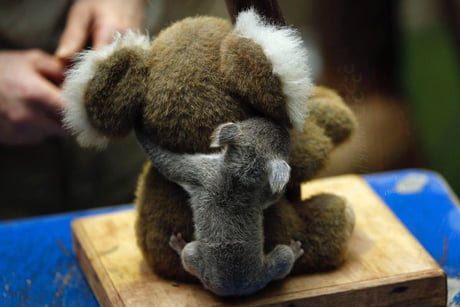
169, 233, 187, 254
307, 86, 357, 145
344, 200, 356, 240
289, 239, 304, 260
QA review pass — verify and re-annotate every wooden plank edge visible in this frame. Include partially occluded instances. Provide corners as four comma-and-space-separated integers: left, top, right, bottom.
72, 218, 125, 307
71, 214, 447, 307
249, 270, 447, 307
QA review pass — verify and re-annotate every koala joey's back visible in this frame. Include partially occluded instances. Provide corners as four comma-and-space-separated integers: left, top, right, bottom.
142, 16, 252, 154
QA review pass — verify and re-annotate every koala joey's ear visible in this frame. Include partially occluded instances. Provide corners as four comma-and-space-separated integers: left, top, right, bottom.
267, 159, 291, 194
210, 122, 241, 148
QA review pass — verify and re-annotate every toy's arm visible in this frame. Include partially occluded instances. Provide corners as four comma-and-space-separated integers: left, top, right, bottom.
135, 128, 219, 188
62, 31, 151, 149
286, 87, 357, 201
288, 121, 334, 184
289, 87, 357, 182
306, 86, 357, 145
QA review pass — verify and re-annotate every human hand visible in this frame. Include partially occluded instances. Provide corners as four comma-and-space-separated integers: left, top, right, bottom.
0, 50, 65, 145
55, 0, 145, 59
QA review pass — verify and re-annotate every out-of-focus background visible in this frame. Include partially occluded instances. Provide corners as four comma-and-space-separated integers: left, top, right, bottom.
401, 0, 460, 196
0, 0, 459, 219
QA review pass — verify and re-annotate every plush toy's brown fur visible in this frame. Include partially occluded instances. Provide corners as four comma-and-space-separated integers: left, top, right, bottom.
135, 86, 356, 282
63, 12, 357, 284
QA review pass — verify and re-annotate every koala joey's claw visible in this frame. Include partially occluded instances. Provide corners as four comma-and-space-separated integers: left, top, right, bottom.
169, 232, 187, 254
289, 239, 304, 260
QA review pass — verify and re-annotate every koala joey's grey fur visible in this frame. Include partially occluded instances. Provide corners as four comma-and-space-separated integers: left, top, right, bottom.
135, 117, 304, 296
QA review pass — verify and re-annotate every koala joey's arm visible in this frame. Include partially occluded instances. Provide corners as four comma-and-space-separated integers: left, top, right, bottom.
62, 31, 151, 149
135, 129, 220, 188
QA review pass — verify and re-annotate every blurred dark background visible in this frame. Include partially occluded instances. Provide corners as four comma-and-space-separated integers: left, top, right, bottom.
1, 0, 459, 219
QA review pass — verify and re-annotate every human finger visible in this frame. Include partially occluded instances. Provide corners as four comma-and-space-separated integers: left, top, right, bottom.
55, 3, 91, 59
7, 103, 63, 133
0, 122, 46, 145
31, 51, 66, 84
27, 110, 65, 137
92, 21, 119, 50
91, 1, 145, 50
1, 108, 65, 145
24, 76, 64, 118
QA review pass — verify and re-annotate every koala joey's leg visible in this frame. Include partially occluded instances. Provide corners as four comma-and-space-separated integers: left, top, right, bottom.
265, 241, 303, 281
180, 241, 203, 279
289, 239, 305, 260
169, 234, 202, 278
169, 233, 187, 255
263, 194, 355, 275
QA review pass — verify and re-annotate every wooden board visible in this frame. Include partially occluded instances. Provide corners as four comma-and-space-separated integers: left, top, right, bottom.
72, 175, 447, 307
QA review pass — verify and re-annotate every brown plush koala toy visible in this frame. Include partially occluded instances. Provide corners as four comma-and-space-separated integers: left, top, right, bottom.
62, 9, 357, 283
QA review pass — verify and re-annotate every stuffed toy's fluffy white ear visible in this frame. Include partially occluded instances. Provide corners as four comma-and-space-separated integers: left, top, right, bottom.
234, 9, 312, 132
62, 30, 150, 149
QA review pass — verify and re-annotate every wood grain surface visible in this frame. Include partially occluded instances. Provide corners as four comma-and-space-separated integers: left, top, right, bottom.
72, 175, 447, 307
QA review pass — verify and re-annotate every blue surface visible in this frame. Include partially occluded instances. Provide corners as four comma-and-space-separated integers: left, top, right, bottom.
0, 205, 132, 307
365, 169, 460, 278
0, 169, 459, 306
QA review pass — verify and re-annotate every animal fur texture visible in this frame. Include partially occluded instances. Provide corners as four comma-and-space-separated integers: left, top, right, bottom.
136, 118, 303, 296
62, 9, 357, 284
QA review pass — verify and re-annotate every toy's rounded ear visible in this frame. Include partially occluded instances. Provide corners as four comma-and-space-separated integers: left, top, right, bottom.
210, 122, 241, 148
220, 8, 312, 132
62, 31, 151, 149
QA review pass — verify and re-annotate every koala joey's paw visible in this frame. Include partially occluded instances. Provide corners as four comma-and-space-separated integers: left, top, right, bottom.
169, 233, 187, 254
289, 239, 304, 260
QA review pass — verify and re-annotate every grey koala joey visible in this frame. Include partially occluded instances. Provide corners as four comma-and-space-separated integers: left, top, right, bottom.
135, 117, 304, 296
